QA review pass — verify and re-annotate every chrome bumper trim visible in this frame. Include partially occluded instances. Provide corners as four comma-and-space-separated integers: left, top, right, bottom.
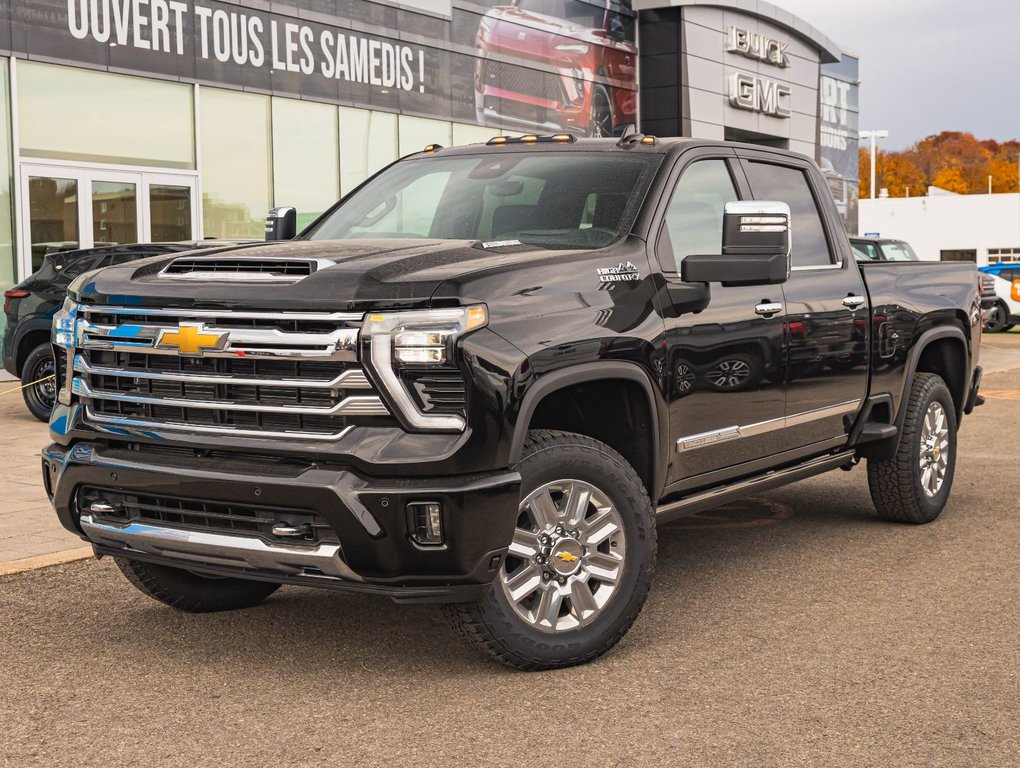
79, 514, 362, 581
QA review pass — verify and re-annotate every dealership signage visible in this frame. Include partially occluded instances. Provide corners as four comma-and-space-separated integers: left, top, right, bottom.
728, 72, 791, 118
725, 26, 791, 68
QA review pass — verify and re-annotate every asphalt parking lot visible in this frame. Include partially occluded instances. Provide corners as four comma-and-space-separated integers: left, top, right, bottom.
1, 336, 1018, 767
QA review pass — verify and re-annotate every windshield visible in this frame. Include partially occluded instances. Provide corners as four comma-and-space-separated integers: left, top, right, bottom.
305, 152, 662, 250
881, 241, 920, 261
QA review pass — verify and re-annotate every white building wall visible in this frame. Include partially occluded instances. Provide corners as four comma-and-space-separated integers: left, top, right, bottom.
860, 194, 1020, 266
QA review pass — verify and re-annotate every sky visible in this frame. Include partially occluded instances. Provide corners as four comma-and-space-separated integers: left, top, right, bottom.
773, 0, 1020, 149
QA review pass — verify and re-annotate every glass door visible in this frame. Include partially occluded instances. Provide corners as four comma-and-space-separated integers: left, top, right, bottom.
18, 163, 199, 277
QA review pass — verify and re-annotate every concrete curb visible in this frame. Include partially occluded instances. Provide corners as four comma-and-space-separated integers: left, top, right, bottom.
0, 547, 94, 576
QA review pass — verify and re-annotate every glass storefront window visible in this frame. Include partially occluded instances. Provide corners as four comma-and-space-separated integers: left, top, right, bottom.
0, 57, 14, 337
27, 177, 79, 273
452, 123, 497, 146
200, 88, 272, 239
149, 185, 193, 242
339, 109, 398, 197
272, 99, 339, 231
91, 181, 137, 246
398, 116, 453, 156
18, 62, 194, 169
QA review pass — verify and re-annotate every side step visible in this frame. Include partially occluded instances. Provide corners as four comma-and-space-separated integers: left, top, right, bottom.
856, 422, 898, 444
656, 451, 855, 524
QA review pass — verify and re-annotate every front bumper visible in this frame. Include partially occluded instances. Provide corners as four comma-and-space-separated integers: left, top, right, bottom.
44, 441, 521, 603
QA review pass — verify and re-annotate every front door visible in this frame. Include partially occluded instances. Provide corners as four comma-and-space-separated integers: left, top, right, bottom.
18, 163, 198, 277
656, 151, 788, 488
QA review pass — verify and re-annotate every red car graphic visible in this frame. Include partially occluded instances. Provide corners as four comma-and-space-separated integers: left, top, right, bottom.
474, 0, 638, 136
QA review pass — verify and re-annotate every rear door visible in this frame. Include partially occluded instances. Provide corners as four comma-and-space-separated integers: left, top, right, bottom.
740, 151, 869, 450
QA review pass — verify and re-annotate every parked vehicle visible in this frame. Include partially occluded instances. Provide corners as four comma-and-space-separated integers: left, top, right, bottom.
3, 241, 252, 420
44, 135, 982, 670
474, 0, 637, 136
849, 236, 921, 262
979, 263, 1020, 333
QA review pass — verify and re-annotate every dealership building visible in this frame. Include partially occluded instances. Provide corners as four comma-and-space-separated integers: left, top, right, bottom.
0, 0, 860, 333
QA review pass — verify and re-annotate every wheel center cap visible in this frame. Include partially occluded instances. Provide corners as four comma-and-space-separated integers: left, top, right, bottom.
549, 538, 583, 576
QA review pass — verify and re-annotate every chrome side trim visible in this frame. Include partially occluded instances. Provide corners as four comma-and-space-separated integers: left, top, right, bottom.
676, 400, 861, 452
79, 305, 363, 322
84, 407, 355, 441
370, 336, 466, 431
74, 378, 389, 416
74, 355, 372, 390
79, 514, 362, 581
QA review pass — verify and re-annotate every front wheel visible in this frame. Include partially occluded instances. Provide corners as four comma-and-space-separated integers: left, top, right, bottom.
115, 558, 280, 612
867, 372, 957, 524
446, 430, 656, 670
21, 343, 56, 422
587, 85, 613, 138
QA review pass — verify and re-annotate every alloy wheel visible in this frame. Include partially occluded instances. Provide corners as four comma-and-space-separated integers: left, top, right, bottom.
919, 401, 950, 497
707, 359, 751, 390
500, 479, 626, 632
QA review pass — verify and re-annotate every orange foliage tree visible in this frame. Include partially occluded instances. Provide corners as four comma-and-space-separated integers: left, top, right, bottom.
858, 131, 1019, 198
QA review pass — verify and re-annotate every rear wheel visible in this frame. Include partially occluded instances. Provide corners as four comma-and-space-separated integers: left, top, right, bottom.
446, 430, 656, 670
867, 372, 957, 524
984, 301, 1013, 333
20, 343, 56, 422
115, 558, 280, 612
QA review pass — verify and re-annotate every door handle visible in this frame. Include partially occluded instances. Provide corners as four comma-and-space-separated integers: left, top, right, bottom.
842, 295, 866, 310
754, 301, 783, 317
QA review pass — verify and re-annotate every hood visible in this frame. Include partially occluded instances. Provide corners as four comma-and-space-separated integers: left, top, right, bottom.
70, 238, 608, 312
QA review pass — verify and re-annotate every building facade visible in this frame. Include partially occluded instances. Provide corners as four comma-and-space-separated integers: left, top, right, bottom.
860, 193, 1020, 266
0, 0, 859, 334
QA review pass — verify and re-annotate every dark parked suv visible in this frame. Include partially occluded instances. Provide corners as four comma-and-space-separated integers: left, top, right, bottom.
3, 241, 250, 420
44, 135, 981, 670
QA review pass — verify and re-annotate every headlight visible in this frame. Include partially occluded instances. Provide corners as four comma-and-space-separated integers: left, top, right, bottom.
362, 306, 487, 431
554, 43, 590, 55
52, 297, 78, 405
53, 297, 78, 349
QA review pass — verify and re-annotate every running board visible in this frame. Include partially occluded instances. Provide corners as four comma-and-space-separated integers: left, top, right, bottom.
655, 451, 855, 524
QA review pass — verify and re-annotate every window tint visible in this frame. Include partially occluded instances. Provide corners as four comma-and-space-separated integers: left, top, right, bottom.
661, 160, 738, 271
744, 162, 833, 267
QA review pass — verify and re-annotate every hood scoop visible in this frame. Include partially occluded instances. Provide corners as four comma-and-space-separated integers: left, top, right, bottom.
159, 256, 322, 282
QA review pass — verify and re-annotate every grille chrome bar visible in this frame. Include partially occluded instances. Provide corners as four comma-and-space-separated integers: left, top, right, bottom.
73, 355, 372, 389
78, 306, 362, 322
74, 378, 388, 416
84, 408, 355, 441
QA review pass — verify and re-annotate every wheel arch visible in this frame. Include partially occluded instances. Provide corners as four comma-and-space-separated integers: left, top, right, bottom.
897, 326, 970, 430
508, 362, 667, 501
15, 321, 52, 375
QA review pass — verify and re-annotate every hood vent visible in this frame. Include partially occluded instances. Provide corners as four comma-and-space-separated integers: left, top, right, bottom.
159, 257, 317, 282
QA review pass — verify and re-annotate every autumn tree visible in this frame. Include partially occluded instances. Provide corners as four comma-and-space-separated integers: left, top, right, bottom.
858, 131, 1019, 197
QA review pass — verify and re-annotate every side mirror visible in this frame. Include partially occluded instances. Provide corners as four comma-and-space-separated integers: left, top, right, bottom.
265, 207, 297, 241
681, 201, 791, 287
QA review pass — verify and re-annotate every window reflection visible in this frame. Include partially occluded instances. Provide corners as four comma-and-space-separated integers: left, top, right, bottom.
91, 181, 137, 246
150, 185, 192, 242
28, 176, 79, 272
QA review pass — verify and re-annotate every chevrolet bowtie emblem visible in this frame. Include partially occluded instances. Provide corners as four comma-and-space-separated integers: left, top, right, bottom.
156, 323, 228, 356
556, 552, 578, 563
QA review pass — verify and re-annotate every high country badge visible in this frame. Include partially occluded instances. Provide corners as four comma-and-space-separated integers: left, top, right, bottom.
597, 262, 640, 283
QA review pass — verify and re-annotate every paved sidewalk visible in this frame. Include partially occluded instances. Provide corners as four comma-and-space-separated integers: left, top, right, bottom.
0, 386, 84, 564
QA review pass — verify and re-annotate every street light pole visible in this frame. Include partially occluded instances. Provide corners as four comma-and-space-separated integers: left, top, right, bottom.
860, 129, 889, 199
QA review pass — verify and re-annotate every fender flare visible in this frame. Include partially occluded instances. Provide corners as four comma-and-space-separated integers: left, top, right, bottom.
896, 325, 970, 430
507, 361, 668, 499
12, 317, 53, 373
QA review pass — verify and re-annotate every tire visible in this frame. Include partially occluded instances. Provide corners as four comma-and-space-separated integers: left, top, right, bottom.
588, 85, 613, 138
867, 372, 957, 524
445, 430, 656, 670
984, 301, 1011, 333
20, 343, 56, 422
115, 557, 280, 612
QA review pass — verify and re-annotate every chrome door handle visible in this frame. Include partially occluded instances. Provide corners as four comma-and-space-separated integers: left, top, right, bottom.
754, 302, 783, 317
842, 295, 866, 310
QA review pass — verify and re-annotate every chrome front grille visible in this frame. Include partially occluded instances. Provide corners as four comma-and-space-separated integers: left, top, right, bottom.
72, 306, 393, 439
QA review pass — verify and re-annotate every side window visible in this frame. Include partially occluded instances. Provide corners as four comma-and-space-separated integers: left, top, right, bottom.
743, 161, 834, 267
660, 159, 738, 272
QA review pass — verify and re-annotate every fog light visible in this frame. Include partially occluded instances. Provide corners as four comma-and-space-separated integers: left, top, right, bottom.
408, 502, 444, 546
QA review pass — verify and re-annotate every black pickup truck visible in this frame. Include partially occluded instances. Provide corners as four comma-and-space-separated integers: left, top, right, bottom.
43, 135, 982, 670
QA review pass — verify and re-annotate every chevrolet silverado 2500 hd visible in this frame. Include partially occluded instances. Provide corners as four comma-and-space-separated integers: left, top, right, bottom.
43, 135, 982, 670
